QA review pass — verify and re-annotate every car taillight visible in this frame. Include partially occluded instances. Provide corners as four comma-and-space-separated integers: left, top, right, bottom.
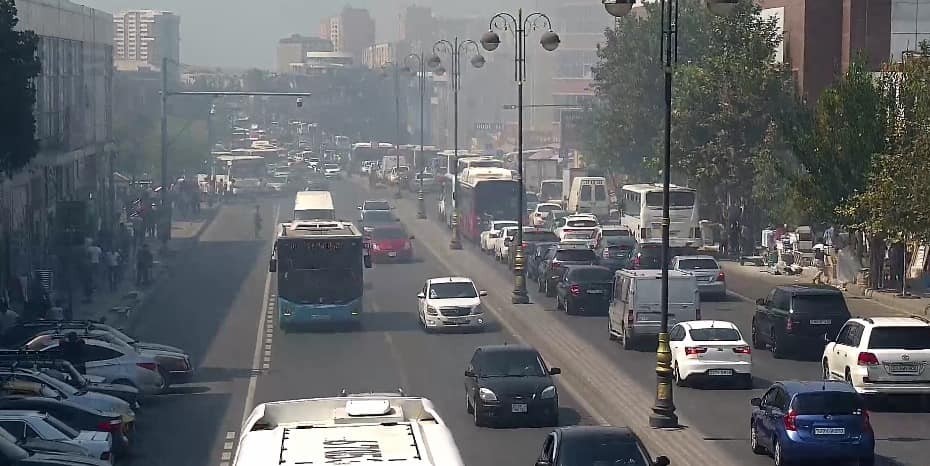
137, 362, 158, 372
785, 318, 794, 331
857, 352, 880, 366
717, 271, 725, 281
371, 243, 380, 251
733, 346, 752, 354
784, 409, 798, 431
551, 262, 562, 269
685, 347, 707, 357
96, 419, 122, 433
569, 285, 581, 296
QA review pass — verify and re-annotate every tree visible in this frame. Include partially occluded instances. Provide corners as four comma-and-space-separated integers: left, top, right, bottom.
0, 0, 41, 175
785, 57, 889, 223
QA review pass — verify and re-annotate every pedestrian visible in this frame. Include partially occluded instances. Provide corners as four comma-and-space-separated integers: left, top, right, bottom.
137, 243, 153, 286
86, 240, 103, 290
812, 247, 827, 284
105, 248, 121, 291
60, 332, 87, 374
47, 299, 65, 320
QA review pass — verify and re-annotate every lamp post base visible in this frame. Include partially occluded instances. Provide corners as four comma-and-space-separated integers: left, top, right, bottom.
449, 211, 463, 250
511, 248, 529, 304
416, 189, 427, 219
649, 332, 679, 429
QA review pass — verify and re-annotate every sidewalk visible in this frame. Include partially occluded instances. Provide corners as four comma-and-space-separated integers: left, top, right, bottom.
72, 204, 221, 328
721, 261, 930, 318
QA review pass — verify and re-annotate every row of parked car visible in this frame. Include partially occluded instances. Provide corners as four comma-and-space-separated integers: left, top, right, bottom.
0, 320, 192, 465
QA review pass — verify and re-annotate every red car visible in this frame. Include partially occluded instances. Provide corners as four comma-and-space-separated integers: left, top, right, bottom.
368, 226, 414, 262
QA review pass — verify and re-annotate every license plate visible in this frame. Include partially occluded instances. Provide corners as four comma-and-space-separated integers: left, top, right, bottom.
587, 289, 604, 294
445, 318, 467, 324
886, 363, 919, 374
707, 369, 733, 376
814, 427, 845, 435
511, 403, 527, 413
312, 315, 331, 320
809, 319, 831, 325
388, 252, 397, 257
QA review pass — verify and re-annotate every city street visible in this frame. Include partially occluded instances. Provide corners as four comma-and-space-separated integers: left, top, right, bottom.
110, 181, 928, 466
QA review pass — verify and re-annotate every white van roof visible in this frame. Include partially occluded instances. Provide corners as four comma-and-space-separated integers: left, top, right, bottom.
294, 191, 334, 212
615, 269, 695, 280
234, 396, 464, 466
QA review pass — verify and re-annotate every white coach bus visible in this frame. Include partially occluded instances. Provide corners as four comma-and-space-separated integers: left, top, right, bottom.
619, 183, 700, 245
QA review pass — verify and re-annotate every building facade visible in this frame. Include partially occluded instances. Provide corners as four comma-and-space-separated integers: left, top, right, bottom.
4, 0, 115, 302
277, 34, 334, 73
112, 10, 179, 71
320, 6, 375, 63
891, 0, 930, 59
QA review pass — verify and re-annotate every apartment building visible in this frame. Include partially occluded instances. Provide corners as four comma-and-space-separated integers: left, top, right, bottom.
320, 6, 375, 63
113, 9, 179, 71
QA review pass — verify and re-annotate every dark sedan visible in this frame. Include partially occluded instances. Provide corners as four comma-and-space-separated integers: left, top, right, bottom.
596, 237, 636, 272
555, 265, 614, 315
526, 242, 558, 282
0, 396, 130, 454
535, 426, 670, 466
359, 209, 399, 231
464, 344, 561, 427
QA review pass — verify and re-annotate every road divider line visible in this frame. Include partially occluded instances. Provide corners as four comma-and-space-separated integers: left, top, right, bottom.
370, 300, 413, 393
218, 430, 236, 466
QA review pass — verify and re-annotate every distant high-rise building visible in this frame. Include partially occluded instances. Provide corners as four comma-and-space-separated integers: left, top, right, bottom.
277, 34, 334, 73
320, 6, 375, 63
113, 10, 180, 71
401, 6, 435, 51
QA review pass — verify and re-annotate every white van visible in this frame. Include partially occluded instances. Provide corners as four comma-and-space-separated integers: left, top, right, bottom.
294, 191, 335, 221
567, 177, 610, 218
608, 269, 700, 350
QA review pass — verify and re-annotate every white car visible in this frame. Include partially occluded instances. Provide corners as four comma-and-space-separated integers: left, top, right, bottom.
530, 203, 562, 227
559, 229, 597, 248
323, 164, 341, 178
416, 277, 488, 331
553, 215, 599, 239
33, 339, 166, 395
480, 220, 518, 253
672, 255, 726, 297
0, 410, 114, 464
669, 320, 753, 388
822, 316, 930, 395
494, 226, 519, 262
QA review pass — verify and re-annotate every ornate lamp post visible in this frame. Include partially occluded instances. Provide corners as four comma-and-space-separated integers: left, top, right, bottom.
381, 62, 404, 199
600, 0, 739, 429
403, 53, 430, 220
481, 9, 560, 304
428, 38, 486, 250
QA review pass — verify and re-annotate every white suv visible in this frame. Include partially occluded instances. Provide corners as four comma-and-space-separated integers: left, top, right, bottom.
480, 220, 518, 254
822, 316, 930, 395
416, 277, 488, 331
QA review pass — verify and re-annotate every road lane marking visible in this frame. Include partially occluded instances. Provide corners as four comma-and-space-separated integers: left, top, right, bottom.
370, 300, 412, 393
218, 431, 236, 466
241, 203, 279, 429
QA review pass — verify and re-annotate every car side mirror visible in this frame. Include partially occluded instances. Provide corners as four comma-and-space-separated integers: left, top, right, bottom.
268, 259, 277, 273
654, 456, 670, 466
750, 397, 762, 407
755, 298, 767, 306
363, 254, 372, 269
357, 206, 362, 209
464, 369, 475, 377
479, 290, 488, 296
417, 292, 426, 299
549, 367, 561, 375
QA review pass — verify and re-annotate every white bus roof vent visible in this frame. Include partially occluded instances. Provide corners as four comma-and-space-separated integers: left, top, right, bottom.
292, 221, 342, 231
346, 399, 392, 417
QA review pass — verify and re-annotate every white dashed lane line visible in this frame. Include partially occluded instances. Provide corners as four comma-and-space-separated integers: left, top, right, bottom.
219, 430, 235, 465
262, 294, 275, 370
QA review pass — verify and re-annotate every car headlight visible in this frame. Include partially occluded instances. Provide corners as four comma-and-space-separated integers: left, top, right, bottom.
541, 385, 557, 399
426, 306, 438, 316
478, 387, 498, 402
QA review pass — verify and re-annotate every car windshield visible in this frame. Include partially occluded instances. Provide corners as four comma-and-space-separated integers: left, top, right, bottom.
475, 351, 546, 377
791, 294, 849, 314
429, 282, 478, 299
363, 211, 394, 223
325, 164, 338, 170
45, 415, 80, 439
688, 327, 741, 341
601, 229, 630, 237
791, 391, 864, 415
569, 268, 613, 282
364, 201, 390, 210
867, 327, 930, 350
371, 228, 407, 240
677, 259, 719, 270
538, 204, 560, 213
494, 222, 518, 230
523, 231, 559, 242
556, 250, 596, 261
556, 437, 650, 466
271, 176, 287, 183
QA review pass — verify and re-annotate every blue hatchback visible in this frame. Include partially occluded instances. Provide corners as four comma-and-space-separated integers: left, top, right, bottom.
750, 381, 875, 466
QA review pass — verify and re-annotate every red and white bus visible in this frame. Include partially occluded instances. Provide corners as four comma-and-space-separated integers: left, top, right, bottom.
449, 167, 520, 242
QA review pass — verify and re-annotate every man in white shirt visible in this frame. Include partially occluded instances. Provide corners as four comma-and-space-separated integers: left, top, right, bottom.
105, 249, 121, 291
86, 241, 103, 291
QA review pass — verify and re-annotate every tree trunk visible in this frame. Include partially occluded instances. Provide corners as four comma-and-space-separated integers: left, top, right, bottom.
868, 234, 885, 290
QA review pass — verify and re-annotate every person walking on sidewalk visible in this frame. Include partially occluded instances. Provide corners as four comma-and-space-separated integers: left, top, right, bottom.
86, 240, 102, 291
137, 244, 154, 286
812, 246, 827, 284
60, 332, 87, 374
105, 248, 121, 291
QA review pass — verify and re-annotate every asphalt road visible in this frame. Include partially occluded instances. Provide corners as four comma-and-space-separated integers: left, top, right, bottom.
416, 194, 930, 466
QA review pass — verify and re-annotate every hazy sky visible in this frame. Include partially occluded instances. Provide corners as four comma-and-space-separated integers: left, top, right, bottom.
79, 0, 520, 68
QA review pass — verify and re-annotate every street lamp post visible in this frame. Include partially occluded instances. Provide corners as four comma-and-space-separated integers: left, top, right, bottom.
428, 38, 486, 250
600, 0, 739, 429
381, 63, 404, 199
481, 9, 560, 304
403, 53, 430, 220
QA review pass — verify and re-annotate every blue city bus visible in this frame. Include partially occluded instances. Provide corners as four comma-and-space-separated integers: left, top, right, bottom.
269, 221, 372, 330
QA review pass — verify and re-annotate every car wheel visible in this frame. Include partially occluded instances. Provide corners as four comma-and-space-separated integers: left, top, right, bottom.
545, 280, 555, 298
771, 329, 785, 359
822, 360, 831, 380
751, 322, 764, 349
773, 439, 787, 466
472, 397, 487, 427
154, 371, 170, 393
565, 300, 576, 316
674, 363, 687, 387
621, 327, 633, 350
465, 391, 473, 414
537, 276, 544, 292
157, 367, 173, 389
750, 421, 766, 454
845, 368, 853, 385
608, 318, 618, 341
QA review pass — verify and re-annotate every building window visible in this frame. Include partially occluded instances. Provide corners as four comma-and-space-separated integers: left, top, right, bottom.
891, 0, 930, 59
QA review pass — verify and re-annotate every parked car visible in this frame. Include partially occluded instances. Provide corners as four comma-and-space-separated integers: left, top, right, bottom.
0, 430, 110, 466
750, 381, 874, 466
751, 284, 851, 358
0, 411, 114, 463
669, 320, 752, 388
672, 255, 726, 298
464, 344, 560, 427
0, 356, 140, 408
535, 426, 669, 466
555, 265, 614, 315
0, 396, 130, 454
0, 371, 134, 422
26, 338, 165, 395
822, 316, 930, 396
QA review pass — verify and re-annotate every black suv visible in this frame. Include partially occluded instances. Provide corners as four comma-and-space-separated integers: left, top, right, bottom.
537, 247, 598, 297
751, 284, 851, 358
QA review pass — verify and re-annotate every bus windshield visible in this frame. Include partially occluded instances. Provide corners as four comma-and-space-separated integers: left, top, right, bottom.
475, 181, 520, 220
276, 239, 362, 304
230, 161, 266, 179
645, 191, 695, 208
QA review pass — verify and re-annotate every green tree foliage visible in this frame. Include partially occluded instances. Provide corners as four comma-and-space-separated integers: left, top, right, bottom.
843, 45, 930, 241
0, 0, 41, 175
786, 58, 889, 223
